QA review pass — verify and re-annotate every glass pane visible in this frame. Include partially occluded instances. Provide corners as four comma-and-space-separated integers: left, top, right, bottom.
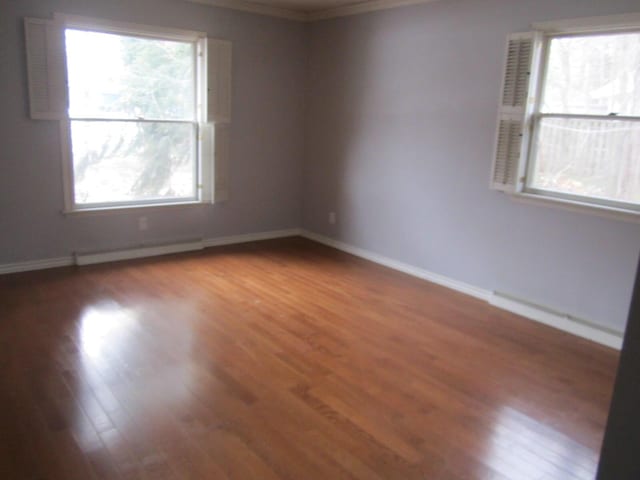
541, 32, 640, 116
71, 121, 197, 205
65, 29, 195, 120
531, 117, 640, 205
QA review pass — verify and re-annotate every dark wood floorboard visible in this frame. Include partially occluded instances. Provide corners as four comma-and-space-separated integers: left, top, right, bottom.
0, 237, 619, 479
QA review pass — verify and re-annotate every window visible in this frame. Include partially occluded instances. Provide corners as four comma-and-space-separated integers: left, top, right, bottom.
24, 15, 232, 212
66, 29, 198, 206
491, 16, 640, 217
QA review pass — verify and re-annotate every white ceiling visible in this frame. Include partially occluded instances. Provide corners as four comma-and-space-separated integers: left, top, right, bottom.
187, 0, 440, 21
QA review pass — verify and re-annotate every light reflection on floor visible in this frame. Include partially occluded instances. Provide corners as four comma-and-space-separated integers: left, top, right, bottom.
486, 405, 597, 480
79, 300, 139, 361
73, 300, 196, 452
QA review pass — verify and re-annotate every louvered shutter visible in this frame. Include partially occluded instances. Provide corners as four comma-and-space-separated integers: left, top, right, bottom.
207, 38, 231, 124
24, 17, 67, 120
213, 123, 230, 202
490, 32, 541, 193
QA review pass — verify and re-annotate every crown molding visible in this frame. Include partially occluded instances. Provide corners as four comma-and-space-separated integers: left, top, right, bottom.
185, 0, 442, 22
185, 0, 308, 21
306, 0, 440, 21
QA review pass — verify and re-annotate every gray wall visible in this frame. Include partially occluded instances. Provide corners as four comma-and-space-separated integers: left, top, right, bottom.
303, 0, 640, 332
0, 0, 306, 262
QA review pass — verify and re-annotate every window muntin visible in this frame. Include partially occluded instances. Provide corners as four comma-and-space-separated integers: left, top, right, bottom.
527, 31, 640, 210
64, 28, 200, 208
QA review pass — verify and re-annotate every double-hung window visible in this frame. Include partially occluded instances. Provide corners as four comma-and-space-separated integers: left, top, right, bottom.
66, 27, 199, 207
24, 15, 231, 212
491, 15, 640, 217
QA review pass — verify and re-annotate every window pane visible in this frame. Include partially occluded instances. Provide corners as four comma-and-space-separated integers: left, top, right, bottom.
531, 117, 640, 205
65, 30, 195, 120
71, 121, 197, 205
541, 32, 640, 116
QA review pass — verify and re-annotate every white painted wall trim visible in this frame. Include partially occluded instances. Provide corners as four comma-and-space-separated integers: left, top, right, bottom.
0, 228, 301, 274
185, 0, 308, 21
0, 256, 74, 275
184, 0, 442, 22
76, 228, 303, 265
202, 228, 301, 247
532, 12, 640, 34
510, 192, 640, 224
489, 292, 623, 350
300, 229, 624, 350
75, 240, 205, 266
301, 230, 490, 301
306, 0, 441, 21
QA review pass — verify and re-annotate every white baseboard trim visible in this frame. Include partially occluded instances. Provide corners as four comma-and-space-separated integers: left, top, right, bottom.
300, 229, 624, 350
75, 240, 205, 266
300, 230, 490, 301
76, 228, 303, 265
202, 228, 302, 248
0, 256, 75, 275
489, 292, 623, 350
1, 228, 302, 273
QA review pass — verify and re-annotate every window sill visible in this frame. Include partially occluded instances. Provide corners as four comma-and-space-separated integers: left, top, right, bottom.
62, 200, 213, 216
510, 192, 640, 223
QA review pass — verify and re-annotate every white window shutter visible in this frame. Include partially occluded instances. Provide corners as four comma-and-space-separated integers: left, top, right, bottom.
491, 32, 541, 193
207, 38, 231, 124
24, 17, 67, 120
199, 123, 215, 203
492, 118, 524, 189
205, 38, 231, 202
214, 123, 230, 202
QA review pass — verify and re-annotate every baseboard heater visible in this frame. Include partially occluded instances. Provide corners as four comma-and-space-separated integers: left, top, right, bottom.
74, 239, 204, 266
489, 291, 623, 349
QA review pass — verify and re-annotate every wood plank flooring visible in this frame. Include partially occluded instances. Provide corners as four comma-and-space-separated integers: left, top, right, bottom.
0, 237, 619, 480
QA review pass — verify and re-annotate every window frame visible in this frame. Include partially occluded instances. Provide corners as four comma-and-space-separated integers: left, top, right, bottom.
490, 13, 640, 222
55, 14, 211, 213
523, 27, 640, 214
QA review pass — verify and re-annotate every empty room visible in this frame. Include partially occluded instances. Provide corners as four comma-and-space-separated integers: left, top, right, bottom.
1, 0, 640, 478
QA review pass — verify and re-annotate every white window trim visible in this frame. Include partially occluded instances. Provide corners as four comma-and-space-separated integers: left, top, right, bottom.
532, 12, 640, 35
513, 191, 640, 224
54, 14, 211, 213
492, 13, 640, 223
54, 13, 207, 42
526, 27, 640, 216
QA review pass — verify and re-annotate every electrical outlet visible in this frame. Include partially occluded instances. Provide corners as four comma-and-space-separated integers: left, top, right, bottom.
138, 216, 148, 231
329, 212, 336, 225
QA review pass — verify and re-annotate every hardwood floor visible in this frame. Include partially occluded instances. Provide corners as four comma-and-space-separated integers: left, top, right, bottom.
0, 237, 619, 480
